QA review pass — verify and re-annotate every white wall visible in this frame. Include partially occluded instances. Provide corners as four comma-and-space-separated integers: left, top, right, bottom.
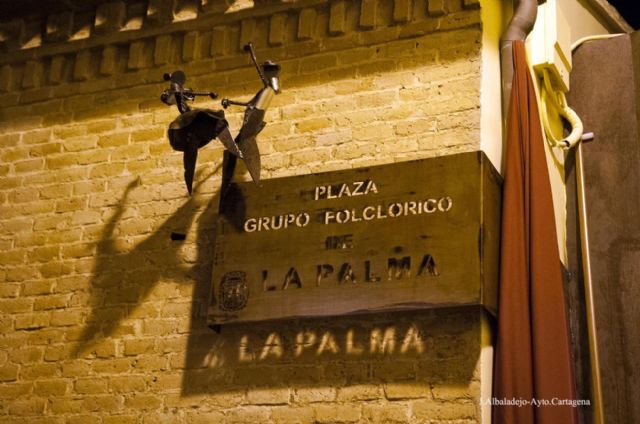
526, 0, 615, 264
561, 0, 610, 42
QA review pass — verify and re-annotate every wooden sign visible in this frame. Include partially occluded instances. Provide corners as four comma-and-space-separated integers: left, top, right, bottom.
208, 151, 501, 326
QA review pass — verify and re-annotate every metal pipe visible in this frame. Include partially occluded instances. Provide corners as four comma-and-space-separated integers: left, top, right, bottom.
575, 138, 605, 424
500, 0, 539, 115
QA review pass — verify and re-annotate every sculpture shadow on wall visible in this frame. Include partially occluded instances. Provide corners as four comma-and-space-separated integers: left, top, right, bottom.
73, 167, 222, 358
218, 183, 247, 233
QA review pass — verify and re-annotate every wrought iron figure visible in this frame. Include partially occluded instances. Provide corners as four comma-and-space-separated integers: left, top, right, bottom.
220, 42, 281, 196
160, 71, 237, 195
160, 42, 281, 196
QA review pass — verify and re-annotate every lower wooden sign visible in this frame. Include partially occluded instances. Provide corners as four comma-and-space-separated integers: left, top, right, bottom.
208, 151, 501, 326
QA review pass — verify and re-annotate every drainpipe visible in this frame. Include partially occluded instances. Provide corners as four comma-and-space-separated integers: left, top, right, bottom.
500, 0, 539, 114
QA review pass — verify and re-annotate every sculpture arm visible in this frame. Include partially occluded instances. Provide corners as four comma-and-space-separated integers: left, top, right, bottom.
221, 98, 251, 108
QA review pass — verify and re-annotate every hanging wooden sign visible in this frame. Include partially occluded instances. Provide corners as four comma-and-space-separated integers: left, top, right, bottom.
208, 151, 501, 326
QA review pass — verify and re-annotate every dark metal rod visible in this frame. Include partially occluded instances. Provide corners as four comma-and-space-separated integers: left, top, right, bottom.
244, 42, 268, 87
222, 99, 250, 108
190, 91, 218, 98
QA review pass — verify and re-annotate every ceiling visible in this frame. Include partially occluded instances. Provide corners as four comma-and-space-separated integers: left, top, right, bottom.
0, 0, 638, 29
0, 1, 108, 19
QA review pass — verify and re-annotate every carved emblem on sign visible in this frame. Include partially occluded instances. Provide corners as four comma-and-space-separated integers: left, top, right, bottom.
219, 271, 249, 311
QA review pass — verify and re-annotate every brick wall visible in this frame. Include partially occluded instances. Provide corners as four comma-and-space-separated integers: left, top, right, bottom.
0, 0, 487, 422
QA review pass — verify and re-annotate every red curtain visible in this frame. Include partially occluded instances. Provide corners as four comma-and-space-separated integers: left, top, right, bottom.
493, 40, 578, 424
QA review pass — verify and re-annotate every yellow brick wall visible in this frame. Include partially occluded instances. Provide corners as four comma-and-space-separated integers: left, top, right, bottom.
0, 0, 487, 422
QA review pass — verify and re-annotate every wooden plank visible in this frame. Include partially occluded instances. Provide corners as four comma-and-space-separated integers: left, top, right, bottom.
208, 151, 501, 325
480, 152, 502, 316
567, 34, 640, 424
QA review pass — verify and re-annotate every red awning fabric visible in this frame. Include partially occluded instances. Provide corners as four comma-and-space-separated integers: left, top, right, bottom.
493, 40, 578, 424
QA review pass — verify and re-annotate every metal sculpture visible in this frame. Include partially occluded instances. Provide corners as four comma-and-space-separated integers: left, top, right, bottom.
160, 42, 281, 196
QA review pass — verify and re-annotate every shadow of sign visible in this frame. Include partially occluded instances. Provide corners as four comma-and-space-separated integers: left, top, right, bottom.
182, 299, 482, 395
